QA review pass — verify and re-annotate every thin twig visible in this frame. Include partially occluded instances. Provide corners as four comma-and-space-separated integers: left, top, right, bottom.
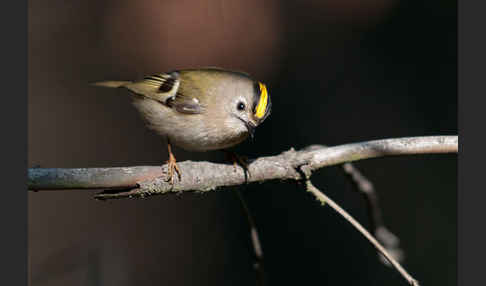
26, 136, 458, 200
305, 180, 419, 286
342, 163, 404, 264
235, 190, 266, 286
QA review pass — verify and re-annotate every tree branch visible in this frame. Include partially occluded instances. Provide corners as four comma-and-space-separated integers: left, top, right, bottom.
28, 135, 456, 285
342, 162, 405, 264
305, 180, 419, 286
27, 136, 458, 200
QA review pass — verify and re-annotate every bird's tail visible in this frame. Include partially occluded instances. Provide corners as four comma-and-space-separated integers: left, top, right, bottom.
90, 80, 131, 88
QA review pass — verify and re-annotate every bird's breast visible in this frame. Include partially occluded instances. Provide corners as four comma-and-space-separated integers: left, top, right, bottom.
131, 97, 249, 152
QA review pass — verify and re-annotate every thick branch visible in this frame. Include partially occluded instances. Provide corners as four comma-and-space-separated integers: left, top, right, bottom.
27, 136, 457, 200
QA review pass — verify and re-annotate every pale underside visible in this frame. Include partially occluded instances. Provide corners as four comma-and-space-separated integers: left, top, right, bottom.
131, 96, 249, 151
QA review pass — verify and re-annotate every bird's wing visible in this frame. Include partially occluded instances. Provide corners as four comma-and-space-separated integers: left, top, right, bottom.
125, 72, 179, 102
125, 72, 204, 114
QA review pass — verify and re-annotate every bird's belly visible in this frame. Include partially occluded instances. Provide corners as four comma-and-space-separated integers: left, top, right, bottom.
131, 97, 249, 152
170, 130, 249, 152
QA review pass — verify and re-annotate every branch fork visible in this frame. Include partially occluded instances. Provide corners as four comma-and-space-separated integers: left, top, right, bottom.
28, 135, 457, 286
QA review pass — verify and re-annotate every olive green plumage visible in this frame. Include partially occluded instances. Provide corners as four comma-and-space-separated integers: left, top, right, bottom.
93, 67, 272, 152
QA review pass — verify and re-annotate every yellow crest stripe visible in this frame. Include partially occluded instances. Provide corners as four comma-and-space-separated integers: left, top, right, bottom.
255, 82, 268, 119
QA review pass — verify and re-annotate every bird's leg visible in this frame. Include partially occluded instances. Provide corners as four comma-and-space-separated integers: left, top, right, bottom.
225, 151, 251, 180
166, 139, 181, 184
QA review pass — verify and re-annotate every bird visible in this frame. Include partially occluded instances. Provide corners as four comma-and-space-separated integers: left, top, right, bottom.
92, 67, 272, 184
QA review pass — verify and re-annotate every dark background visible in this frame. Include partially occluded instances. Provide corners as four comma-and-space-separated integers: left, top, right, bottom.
28, 0, 457, 285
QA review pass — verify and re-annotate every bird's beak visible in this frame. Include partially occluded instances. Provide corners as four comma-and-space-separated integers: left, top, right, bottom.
245, 121, 257, 140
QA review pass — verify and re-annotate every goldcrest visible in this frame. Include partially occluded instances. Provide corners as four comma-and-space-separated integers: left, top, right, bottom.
93, 67, 271, 183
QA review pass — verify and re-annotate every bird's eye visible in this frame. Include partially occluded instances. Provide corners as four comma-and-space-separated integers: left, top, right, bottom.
237, 102, 246, 111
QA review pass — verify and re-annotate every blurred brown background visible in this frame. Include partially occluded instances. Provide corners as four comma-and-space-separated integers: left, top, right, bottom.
28, 0, 457, 285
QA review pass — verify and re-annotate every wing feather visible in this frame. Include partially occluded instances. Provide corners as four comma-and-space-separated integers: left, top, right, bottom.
125, 71, 204, 114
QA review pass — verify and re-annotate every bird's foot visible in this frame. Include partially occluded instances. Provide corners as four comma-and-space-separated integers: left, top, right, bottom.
226, 151, 251, 179
166, 151, 181, 184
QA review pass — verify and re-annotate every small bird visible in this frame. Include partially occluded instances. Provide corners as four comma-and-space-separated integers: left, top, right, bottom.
93, 67, 272, 184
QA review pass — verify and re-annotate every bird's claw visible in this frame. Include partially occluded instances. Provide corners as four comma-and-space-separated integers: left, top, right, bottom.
166, 152, 181, 184
227, 152, 251, 179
